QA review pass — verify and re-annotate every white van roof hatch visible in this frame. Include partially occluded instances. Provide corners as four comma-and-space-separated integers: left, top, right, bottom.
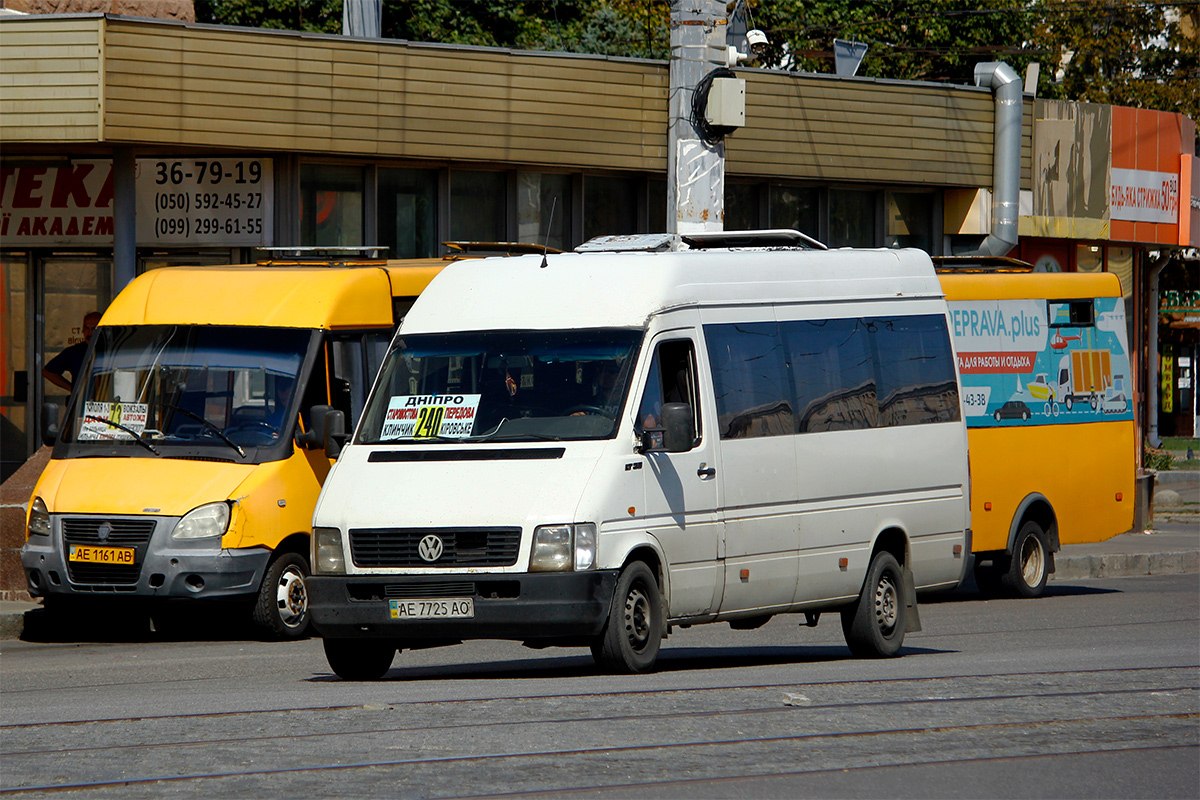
575, 229, 827, 254
575, 234, 677, 253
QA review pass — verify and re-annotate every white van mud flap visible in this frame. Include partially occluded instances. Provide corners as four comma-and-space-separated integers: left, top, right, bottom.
903, 567, 922, 633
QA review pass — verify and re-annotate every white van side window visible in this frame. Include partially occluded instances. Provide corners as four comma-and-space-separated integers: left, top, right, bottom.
705, 314, 960, 440
637, 339, 700, 437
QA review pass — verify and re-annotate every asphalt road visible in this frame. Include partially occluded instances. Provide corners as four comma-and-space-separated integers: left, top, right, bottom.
1, 573, 1197, 799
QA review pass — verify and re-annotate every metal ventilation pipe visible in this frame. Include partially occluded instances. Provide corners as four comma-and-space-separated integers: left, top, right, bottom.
973, 62, 1022, 257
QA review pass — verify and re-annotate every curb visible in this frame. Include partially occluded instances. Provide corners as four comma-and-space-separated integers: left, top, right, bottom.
0, 602, 38, 641
1153, 470, 1199, 486
1053, 551, 1200, 581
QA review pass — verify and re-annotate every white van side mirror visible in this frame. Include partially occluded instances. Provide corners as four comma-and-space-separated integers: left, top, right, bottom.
637, 403, 696, 454
661, 403, 695, 452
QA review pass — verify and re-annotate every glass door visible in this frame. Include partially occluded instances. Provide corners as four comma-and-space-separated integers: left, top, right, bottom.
36, 254, 113, 457
1, 253, 30, 482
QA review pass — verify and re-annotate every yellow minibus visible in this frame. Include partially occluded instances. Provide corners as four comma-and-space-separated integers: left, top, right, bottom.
939, 266, 1136, 597
22, 254, 443, 636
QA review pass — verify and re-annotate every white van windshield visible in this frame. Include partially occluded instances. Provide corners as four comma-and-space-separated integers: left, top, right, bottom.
65, 325, 312, 455
358, 329, 642, 444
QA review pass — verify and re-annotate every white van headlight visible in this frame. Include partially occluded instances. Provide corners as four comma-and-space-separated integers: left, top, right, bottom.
28, 497, 51, 537
173, 502, 230, 540
529, 523, 597, 572
314, 527, 346, 575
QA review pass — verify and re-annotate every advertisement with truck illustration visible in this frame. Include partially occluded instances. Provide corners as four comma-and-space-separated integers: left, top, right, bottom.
938, 269, 1135, 600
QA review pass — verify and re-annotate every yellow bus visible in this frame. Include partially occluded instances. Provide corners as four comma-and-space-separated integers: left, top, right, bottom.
22, 253, 444, 636
939, 266, 1136, 597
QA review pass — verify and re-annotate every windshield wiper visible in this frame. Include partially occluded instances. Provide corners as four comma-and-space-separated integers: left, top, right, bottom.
83, 416, 161, 456
161, 403, 246, 458
474, 431, 563, 442
465, 420, 563, 442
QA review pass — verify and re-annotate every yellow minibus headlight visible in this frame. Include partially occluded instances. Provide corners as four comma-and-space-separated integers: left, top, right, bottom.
28, 497, 51, 538
173, 502, 230, 540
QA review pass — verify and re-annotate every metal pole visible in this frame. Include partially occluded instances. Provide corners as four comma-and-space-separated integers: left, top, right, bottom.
1147, 252, 1171, 447
667, 0, 727, 234
112, 147, 137, 292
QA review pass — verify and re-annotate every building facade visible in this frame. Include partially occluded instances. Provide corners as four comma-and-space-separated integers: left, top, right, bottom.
1, 13, 1196, 480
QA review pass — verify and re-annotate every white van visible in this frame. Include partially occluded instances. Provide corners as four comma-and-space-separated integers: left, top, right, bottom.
309, 232, 971, 679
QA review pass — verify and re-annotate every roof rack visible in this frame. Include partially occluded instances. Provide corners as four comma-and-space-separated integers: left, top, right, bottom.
443, 241, 563, 257
682, 229, 827, 251
255, 246, 388, 267
932, 256, 1034, 273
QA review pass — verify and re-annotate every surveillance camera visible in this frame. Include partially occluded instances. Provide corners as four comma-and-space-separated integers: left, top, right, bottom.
746, 29, 769, 55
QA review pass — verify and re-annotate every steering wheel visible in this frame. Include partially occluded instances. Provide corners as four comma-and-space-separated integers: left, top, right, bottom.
226, 421, 278, 434
224, 422, 280, 442
564, 404, 609, 417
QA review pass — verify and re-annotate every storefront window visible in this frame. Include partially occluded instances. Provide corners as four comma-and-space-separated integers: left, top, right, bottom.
1108, 246, 1135, 360
1, 255, 28, 481
769, 185, 819, 240
726, 183, 760, 231
450, 170, 506, 244
517, 172, 570, 251
649, 179, 667, 234
886, 192, 934, 251
1076, 243, 1103, 272
300, 164, 364, 247
139, 253, 234, 273
829, 189, 876, 248
1108, 246, 1133, 297
584, 175, 638, 241
379, 168, 438, 259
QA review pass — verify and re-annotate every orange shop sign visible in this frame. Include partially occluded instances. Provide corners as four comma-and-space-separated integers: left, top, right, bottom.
0, 161, 114, 245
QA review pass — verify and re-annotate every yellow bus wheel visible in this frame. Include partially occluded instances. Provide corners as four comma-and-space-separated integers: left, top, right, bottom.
1000, 521, 1049, 598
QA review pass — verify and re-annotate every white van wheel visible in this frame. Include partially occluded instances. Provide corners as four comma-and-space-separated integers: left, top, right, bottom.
252, 552, 311, 639
841, 551, 906, 658
324, 638, 396, 681
591, 562, 663, 673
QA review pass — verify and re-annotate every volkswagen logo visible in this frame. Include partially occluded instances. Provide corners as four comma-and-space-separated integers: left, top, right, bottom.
96, 521, 113, 542
417, 534, 445, 563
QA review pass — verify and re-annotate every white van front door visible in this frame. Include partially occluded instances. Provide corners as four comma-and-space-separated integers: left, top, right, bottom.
635, 331, 724, 619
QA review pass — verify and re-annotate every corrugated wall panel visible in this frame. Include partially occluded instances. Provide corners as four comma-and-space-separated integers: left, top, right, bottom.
0, 18, 103, 142
1, 17, 1029, 189
99, 20, 669, 170
730, 73, 1000, 185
